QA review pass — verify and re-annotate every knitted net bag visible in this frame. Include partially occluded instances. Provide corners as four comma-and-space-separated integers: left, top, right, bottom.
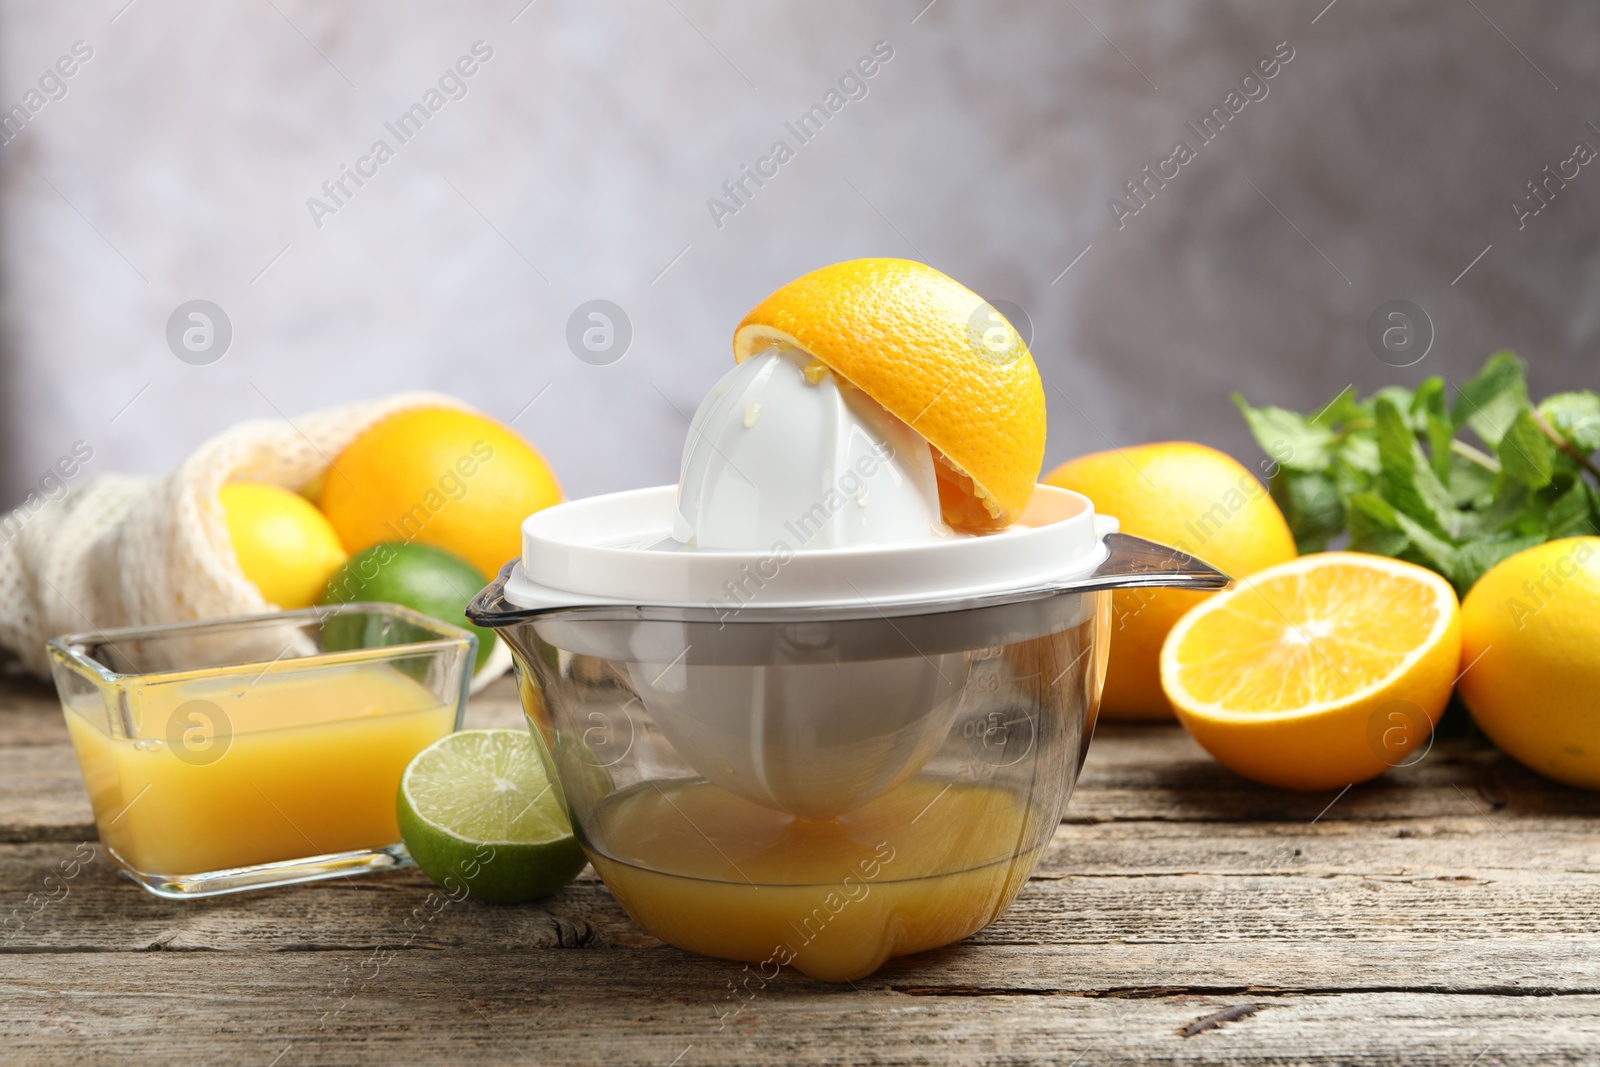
0, 392, 511, 689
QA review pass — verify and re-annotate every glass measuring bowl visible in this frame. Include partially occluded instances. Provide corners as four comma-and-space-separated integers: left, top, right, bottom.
470, 471, 1228, 982
512, 593, 1103, 983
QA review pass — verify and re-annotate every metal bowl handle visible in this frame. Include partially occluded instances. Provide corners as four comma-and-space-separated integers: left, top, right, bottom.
1072, 531, 1232, 593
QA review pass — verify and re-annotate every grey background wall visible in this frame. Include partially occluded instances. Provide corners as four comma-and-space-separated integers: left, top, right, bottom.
2, 0, 1596, 507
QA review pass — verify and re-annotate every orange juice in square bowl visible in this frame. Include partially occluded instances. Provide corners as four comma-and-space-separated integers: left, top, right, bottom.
48, 604, 473, 898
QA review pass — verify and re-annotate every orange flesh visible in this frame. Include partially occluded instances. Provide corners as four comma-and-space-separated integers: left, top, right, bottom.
1170, 563, 1446, 712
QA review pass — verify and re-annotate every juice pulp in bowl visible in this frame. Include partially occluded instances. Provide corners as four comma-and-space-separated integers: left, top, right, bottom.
50, 605, 473, 897
512, 593, 1105, 982
584, 775, 1047, 984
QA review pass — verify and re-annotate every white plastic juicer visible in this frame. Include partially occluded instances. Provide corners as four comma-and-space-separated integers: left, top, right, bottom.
468, 347, 1230, 980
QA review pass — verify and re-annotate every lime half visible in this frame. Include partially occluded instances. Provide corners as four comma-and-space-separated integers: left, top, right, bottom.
398, 729, 587, 903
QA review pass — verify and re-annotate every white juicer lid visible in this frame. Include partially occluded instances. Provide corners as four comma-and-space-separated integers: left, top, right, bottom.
501, 483, 1119, 613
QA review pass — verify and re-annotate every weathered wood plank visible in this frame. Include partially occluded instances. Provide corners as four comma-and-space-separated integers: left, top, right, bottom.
1070, 726, 1600, 823
7, 815, 1600, 959
0, 673, 70, 744
1041, 817, 1600, 875
0, 749, 94, 843
6, 673, 1600, 1065
4, 953, 1598, 1066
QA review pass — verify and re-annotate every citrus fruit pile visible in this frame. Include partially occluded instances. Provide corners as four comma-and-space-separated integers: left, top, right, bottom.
1043, 430, 1598, 795
218, 406, 560, 668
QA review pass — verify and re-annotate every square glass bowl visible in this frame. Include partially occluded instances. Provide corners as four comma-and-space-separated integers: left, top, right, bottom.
47, 604, 474, 898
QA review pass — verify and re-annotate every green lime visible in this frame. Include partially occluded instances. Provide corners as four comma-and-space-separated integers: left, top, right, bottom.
319, 541, 496, 670
398, 729, 586, 904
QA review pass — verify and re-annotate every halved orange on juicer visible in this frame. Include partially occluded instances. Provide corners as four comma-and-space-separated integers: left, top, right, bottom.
733, 258, 1047, 531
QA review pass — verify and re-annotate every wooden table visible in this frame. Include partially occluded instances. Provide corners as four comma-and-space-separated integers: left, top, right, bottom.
4, 666, 1597, 1066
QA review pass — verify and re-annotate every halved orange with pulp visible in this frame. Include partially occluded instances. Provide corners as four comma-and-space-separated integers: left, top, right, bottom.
1160, 553, 1461, 790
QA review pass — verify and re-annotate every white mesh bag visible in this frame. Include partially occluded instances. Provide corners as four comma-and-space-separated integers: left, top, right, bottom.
0, 391, 512, 689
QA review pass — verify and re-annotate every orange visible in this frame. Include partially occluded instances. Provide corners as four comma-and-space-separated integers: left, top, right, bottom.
1044, 443, 1296, 720
1160, 553, 1461, 791
317, 408, 561, 579
733, 259, 1046, 531
1458, 538, 1600, 790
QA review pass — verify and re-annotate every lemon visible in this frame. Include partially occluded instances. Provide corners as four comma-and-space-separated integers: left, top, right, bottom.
1459, 537, 1600, 790
219, 483, 348, 609
398, 729, 586, 904
734, 259, 1047, 530
318, 408, 562, 580
1160, 552, 1461, 791
1045, 442, 1297, 720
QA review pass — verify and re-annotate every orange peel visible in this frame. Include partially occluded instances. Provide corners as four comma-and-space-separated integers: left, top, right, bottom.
734, 258, 1046, 530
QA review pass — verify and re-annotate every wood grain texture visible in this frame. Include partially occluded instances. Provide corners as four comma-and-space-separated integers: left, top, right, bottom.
3, 674, 1598, 1064
6, 955, 1600, 1067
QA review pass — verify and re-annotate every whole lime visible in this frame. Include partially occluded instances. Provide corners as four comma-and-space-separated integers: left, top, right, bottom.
319, 542, 495, 670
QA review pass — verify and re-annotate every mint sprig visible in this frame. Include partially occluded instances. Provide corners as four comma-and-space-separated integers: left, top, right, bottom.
1235, 351, 1600, 594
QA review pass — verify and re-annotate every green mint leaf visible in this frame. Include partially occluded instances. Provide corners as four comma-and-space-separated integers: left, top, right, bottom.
1390, 510, 1461, 586
1375, 397, 1462, 539
1348, 491, 1397, 527
1447, 453, 1497, 510
1310, 386, 1362, 428
1332, 450, 1380, 519
1537, 478, 1596, 539
1412, 379, 1454, 479
1369, 385, 1416, 421
1497, 407, 1556, 487
1339, 434, 1381, 477
1489, 478, 1547, 538
1455, 478, 1522, 540
1451, 351, 1528, 447
1537, 391, 1600, 454
1410, 376, 1447, 415
1425, 414, 1455, 481
1347, 492, 1411, 558
1269, 469, 1344, 553
1451, 533, 1547, 593
1232, 393, 1334, 471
